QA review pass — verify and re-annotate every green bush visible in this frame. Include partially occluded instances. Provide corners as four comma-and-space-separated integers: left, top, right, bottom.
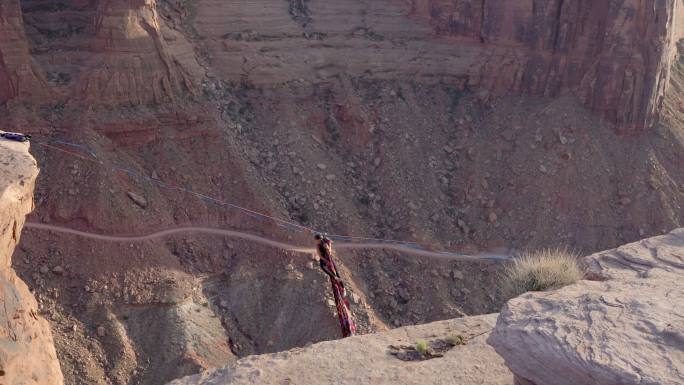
502, 248, 584, 299
415, 340, 429, 357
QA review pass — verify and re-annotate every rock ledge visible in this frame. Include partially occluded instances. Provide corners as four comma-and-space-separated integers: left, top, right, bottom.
0, 138, 64, 385
488, 229, 684, 385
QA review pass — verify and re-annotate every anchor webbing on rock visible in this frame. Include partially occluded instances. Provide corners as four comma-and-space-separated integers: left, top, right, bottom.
315, 233, 356, 338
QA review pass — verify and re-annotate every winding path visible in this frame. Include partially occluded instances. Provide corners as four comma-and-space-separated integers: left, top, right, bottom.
25, 222, 511, 261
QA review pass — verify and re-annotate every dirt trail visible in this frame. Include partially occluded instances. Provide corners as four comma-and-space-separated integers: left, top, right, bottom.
24, 222, 512, 261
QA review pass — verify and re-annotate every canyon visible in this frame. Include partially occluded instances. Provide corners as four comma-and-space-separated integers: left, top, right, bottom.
1, 1, 684, 384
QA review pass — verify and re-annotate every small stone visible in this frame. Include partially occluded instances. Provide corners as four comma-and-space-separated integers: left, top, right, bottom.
619, 197, 632, 206
325, 174, 336, 181
488, 212, 498, 223
539, 165, 548, 174
96, 326, 106, 337
350, 293, 361, 304
52, 266, 64, 275
71, 324, 78, 332
39, 265, 49, 274
451, 270, 464, 280
316, 163, 327, 170
126, 191, 148, 208
373, 157, 381, 167
326, 299, 335, 307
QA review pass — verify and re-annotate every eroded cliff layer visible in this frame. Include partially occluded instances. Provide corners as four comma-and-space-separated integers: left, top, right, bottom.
0, 138, 63, 384
2, 0, 683, 129
193, 0, 684, 130
0, 0, 48, 102
416, 0, 684, 130
3, 0, 202, 106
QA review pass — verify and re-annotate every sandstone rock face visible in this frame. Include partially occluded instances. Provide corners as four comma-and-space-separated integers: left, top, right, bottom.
0, 0, 48, 102
3, 0, 684, 128
77, 0, 199, 105
0, 138, 63, 384
166, 314, 512, 385
5, 0, 203, 106
488, 229, 684, 385
194, 0, 683, 130
415, 0, 684, 131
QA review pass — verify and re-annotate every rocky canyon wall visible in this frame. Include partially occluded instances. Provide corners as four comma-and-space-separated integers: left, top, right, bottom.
0, 139, 63, 384
2, 0, 201, 106
413, 0, 684, 130
3, 0, 684, 129
0, 0, 48, 102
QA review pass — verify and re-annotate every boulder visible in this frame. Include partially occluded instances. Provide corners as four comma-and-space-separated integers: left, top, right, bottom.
488, 229, 684, 385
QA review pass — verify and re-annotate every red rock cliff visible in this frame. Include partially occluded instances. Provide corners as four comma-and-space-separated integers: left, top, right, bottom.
3, 1, 684, 124
3, 0, 200, 106
414, 0, 684, 130
78, 0, 198, 105
0, 138, 64, 385
0, 0, 48, 102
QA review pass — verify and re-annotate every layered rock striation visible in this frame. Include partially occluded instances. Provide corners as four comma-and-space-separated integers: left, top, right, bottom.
3, 0, 202, 106
195, 0, 684, 130
488, 229, 684, 385
0, 138, 63, 384
0, 0, 48, 102
415, 0, 684, 130
4, 0, 684, 128
77, 0, 200, 105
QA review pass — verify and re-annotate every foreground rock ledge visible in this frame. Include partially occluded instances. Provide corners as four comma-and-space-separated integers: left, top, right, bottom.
488, 229, 684, 385
0, 139, 64, 384
167, 314, 512, 385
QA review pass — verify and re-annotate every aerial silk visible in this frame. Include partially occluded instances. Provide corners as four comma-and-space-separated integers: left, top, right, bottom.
318, 238, 357, 338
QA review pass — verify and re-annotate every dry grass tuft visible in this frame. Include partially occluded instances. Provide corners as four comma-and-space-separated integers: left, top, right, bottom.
447, 334, 466, 346
502, 248, 584, 299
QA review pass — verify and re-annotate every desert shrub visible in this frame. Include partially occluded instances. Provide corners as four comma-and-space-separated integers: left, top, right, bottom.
502, 248, 584, 299
447, 334, 466, 346
415, 340, 429, 357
